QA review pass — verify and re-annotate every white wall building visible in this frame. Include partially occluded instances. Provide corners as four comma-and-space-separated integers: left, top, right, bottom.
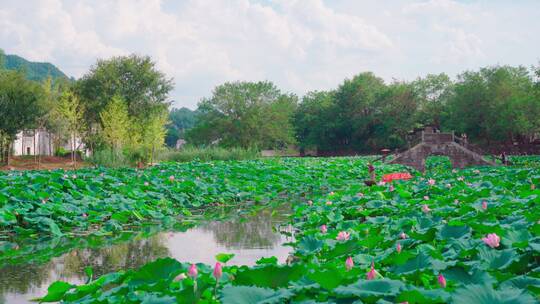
12, 129, 54, 156
12, 129, 87, 156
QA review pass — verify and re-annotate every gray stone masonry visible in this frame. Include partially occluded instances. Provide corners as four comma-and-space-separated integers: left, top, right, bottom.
389, 131, 496, 171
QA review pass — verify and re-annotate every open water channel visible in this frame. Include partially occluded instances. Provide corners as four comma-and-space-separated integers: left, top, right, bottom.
0, 204, 294, 303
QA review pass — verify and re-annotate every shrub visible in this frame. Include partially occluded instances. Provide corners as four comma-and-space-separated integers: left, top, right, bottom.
157, 146, 260, 163
86, 148, 130, 168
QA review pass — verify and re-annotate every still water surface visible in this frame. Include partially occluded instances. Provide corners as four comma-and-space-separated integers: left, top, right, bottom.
0, 206, 293, 303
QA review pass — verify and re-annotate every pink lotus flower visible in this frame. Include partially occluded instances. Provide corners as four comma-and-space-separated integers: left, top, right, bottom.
307, 200, 313, 206
438, 273, 447, 288
329, 192, 335, 195
452, 169, 457, 173
389, 185, 395, 192
377, 181, 386, 186
482, 201, 488, 210
446, 183, 452, 188
326, 201, 333, 206
72, 175, 77, 179
482, 233, 500, 248
336, 231, 350, 241
320, 224, 327, 234
396, 242, 402, 253
531, 184, 536, 190
82, 213, 88, 218
457, 176, 464, 181
169, 175, 175, 182
144, 181, 149, 186
366, 262, 376, 280
428, 179, 436, 185
188, 264, 198, 278
100, 173, 104, 177
400, 232, 408, 239
213, 262, 223, 280
356, 192, 364, 198
345, 256, 354, 271
422, 204, 431, 213
423, 195, 430, 200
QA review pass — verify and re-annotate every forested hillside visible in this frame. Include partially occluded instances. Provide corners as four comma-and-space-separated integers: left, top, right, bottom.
0, 49, 68, 81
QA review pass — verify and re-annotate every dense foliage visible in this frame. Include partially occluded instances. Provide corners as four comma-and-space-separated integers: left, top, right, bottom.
186, 81, 298, 149
0, 69, 46, 163
1, 157, 538, 303
293, 67, 540, 153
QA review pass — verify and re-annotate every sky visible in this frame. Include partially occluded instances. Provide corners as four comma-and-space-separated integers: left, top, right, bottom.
1, 0, 539, 109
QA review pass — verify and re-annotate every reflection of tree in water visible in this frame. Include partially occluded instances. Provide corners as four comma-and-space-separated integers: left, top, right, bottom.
0, 235, 169, 299
201, 207, 291, 249
62, 235, 169, 277
0, 262, 54, 295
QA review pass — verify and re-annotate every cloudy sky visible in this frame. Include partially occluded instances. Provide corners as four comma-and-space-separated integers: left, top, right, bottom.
1, 0, 539, 109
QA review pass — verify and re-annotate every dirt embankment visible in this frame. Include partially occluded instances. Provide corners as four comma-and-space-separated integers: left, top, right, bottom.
0, 156, 89, 171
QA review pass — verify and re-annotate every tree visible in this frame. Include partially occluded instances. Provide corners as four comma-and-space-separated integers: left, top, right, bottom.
411, 73, 453, 129
100, 96, 130, 158
54, 90, 85, 164
333, 72, 387, 151
75, 54, 173, 126
141, 112, 168, 163
293, 91, 335, 151
446, 65, 537, 145
187, 81, 297, 149
0, 70, 44, 165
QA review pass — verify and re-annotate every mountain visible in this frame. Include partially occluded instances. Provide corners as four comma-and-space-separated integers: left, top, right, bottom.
0, 50, 69, 81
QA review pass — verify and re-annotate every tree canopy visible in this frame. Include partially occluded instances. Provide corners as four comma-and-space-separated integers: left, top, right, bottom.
187, 81, 297, 149
75, 54, 174, 124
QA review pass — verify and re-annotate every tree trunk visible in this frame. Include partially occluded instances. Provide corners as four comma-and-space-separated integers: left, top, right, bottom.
37, 131, 40, 169
72, 133, 76, 168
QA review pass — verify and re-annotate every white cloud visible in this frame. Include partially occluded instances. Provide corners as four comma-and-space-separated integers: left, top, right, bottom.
0, 0, 539, 108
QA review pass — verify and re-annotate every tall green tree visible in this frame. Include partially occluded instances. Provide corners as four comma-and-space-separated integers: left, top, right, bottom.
141, 112, 169, 163
100, 96, 130, 157
446, 65, 537, 145
0, 70, 44, 164
76, 55, 173, 123
412, 73, 453, 129
293, 91, 335, 151
187, 81, 297, 149
333, 72, 386, 151
75, 55, 173, 153
54, 90, 85, 164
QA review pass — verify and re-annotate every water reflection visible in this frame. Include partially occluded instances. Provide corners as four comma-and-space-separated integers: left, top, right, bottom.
0, 205, 293, 304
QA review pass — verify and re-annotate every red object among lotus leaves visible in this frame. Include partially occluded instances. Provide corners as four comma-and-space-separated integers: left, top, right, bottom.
382, 172, 413, 183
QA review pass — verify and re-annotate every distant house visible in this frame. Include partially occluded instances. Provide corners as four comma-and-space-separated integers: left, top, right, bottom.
13, 129, 54, 156
175, 139, 187, 149
12, 129, 87, 156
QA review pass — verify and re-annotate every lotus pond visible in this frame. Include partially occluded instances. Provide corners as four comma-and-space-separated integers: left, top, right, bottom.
0, 157, 539, 303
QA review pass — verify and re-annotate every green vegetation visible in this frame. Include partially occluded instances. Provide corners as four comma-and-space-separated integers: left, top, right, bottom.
186, 81, 298, 149
0, 50, 68, 81
157, 146, 260, 163
292, 67, 540, 153
0, 69, 45, 163
165, 107, 198, 148
0, 157, 538, 303
2, 49, 539, 167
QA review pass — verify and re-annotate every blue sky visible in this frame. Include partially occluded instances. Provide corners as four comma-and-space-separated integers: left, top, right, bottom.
1, 0, 539, 109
